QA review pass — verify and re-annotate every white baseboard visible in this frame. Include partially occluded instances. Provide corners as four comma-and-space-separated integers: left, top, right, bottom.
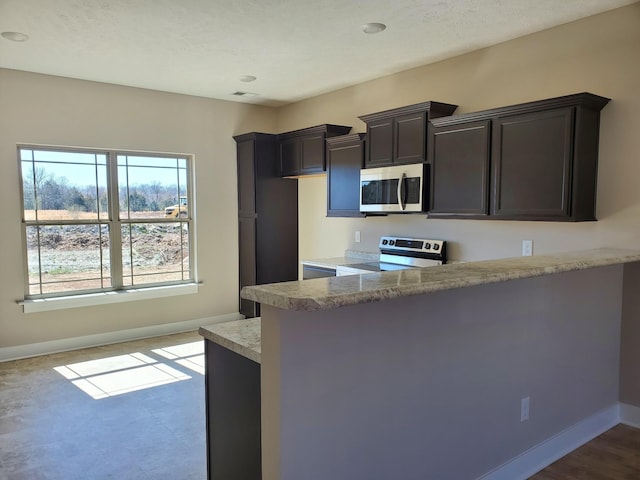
477, 403, 620, 480
620, 402, 640, 428
0, 312, 244, 362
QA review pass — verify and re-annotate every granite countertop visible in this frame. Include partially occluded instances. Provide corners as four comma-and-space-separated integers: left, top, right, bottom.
300, 249, 380, 269
242, 248, 640, 312
301, 257, 355, 269
199, 318, 261, 363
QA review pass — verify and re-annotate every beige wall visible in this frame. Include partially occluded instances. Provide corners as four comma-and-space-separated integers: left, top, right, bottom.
0, 69, 277, 349
620, 262, 640, 405
277, 4, 640, 264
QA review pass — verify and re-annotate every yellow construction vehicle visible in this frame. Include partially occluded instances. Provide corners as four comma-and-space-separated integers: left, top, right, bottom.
164, 196, 188, 218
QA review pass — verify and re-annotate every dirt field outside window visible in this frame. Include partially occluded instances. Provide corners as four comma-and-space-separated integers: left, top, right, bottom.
25, 210, 190, 295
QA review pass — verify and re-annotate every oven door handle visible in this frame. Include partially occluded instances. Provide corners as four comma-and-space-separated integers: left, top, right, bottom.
397, 173, 406, 211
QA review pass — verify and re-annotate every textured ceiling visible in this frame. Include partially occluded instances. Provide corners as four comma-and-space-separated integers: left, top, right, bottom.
0, 0, 636, 106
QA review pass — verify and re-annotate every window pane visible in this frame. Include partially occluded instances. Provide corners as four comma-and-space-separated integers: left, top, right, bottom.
97, 166, 109, 220
117, 155, 188, 220
20, 149, 107, 221
181, 223, 190, 274
30, 150, 106, 165
22, 163, 37, 221
27, 224, 111, 295
121, 223, 190, 286
121, 156, 181, 168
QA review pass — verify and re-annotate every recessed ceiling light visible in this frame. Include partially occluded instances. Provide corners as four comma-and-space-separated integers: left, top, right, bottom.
239, 75, 257, 83
1, 31, 29, 42
362, 23, 386, 34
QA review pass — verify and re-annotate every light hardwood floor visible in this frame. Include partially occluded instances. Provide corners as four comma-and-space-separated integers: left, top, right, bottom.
529, 423, 640, 479
0, 331, 206, 480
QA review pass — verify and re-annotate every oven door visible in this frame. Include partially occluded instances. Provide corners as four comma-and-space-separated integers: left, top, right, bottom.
360, 163, 427, 213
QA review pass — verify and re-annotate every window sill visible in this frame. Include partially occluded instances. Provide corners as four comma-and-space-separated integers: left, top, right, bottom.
20, 283, 200, 314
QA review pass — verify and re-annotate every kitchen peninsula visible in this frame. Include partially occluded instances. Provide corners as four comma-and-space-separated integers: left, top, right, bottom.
200, 248, 640, 480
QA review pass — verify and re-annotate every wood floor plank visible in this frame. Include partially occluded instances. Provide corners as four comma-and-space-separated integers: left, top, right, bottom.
529, 424, 640, 480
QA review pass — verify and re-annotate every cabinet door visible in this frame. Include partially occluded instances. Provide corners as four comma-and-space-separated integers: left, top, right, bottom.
366, 118, 394, 167
395, 111, 426, 164
300, 134, 325, 173
256, 178, 299, 286
236, 140, 256, 216
327, 136, 364, 217
206, 341, 261, 480
238, 216, 258, 318
492, 108, 574, 219
429, 120, 490, 217
279, 137, 300, 177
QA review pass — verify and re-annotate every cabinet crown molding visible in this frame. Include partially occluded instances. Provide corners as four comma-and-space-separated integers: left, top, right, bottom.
430, 92, 610, 127
277, 124, 351, 140
359, 101, 458, 122
326, 133, 366, 146
233, 132, 278, 142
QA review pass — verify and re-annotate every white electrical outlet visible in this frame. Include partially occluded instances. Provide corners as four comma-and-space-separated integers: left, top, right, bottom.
522, 240, 533, 257
521, 396, 530, 422
355, 231, 361, 243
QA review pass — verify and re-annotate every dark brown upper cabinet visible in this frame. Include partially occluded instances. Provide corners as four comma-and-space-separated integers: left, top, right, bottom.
359, 101, 458, 168
278, 124, 351, 177
428, 92, 610, 221
326, 133, 366, 217
427, 120, 491, 218
492, 108, 574, 219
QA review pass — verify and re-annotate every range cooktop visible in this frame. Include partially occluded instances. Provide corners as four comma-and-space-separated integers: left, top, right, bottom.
377, 235, 446, 267
336, 236, 447, 276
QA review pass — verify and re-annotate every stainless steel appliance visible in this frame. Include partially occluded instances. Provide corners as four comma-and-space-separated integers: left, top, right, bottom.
360, 163, 428, 213
336, 236, 446, 276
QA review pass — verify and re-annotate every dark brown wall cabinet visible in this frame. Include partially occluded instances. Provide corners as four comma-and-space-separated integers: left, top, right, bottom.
428, 93, 610, 221
235, 133, 298, 317
326, 133, 366, 217
278, 124, 351, 177
428, 120, 491, 218
359, 101, 458, 168
492, 108, 574, 219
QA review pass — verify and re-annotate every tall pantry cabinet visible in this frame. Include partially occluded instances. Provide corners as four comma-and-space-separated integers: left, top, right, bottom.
234, 133, 298, 318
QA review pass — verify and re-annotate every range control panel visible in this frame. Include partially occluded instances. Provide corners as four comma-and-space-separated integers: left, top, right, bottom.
379, 236, 445, 255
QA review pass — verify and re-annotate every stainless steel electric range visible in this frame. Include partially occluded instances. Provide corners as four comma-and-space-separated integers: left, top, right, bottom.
336, 236, 447, 276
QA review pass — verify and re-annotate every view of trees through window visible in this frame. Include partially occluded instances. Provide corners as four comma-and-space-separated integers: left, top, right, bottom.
22, 170, 182, 216
20, 147, 193, 296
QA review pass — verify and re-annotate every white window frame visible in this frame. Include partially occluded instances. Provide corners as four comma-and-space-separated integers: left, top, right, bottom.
18, 145, 198, 312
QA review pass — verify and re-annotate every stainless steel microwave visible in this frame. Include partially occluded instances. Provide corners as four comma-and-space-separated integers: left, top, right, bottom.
360, 163, 428, 213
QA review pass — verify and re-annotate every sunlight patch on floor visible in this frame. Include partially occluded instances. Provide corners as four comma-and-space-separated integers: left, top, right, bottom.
153, 340, 205, 374
175, 355, 205, 375
55, 352, 157, 379
153, 341, 203, 359
54, 348, 194, 399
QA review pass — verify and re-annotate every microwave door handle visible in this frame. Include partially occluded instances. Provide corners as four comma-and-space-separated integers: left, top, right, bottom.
397, 173, 406, 211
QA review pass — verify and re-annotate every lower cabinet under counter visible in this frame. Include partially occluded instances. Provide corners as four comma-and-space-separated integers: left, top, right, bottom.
205, 340, 261, 480
201, 321, 262, 480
